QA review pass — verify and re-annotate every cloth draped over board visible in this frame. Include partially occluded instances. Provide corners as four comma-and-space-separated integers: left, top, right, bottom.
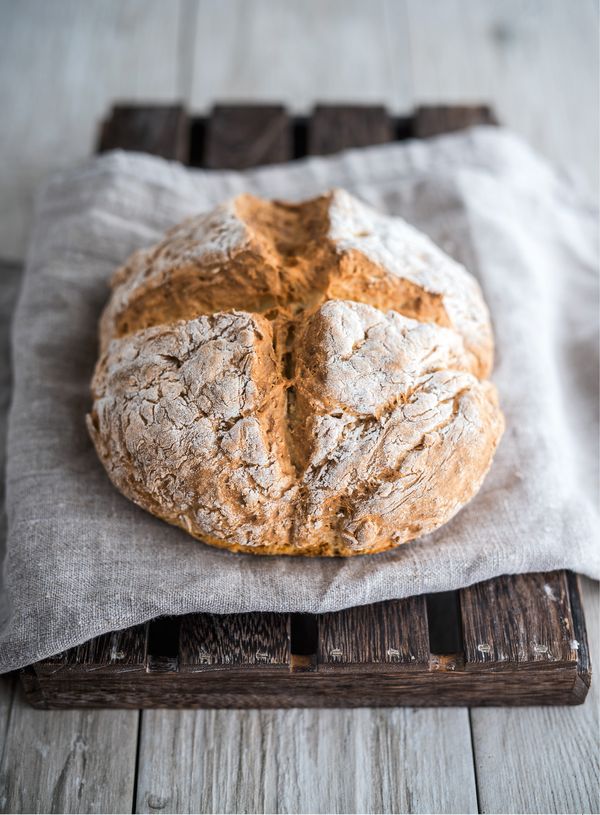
0, 126, 597, 671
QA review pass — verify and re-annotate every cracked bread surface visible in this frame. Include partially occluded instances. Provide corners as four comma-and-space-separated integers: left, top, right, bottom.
88, 189, 504, 556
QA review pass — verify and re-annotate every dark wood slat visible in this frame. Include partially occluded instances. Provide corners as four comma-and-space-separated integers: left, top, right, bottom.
98, 104, 189, 161
33, 624, 148, 676
413, 104, 497, 138
318, 598, 430, 672
21, 660, 583, 709
204, 105, 292, 169
24, 570, 589, 707
460, 571, 579, 671
308, 104, 394, 155
179, 612, 291, 672
566, 571, 592, 691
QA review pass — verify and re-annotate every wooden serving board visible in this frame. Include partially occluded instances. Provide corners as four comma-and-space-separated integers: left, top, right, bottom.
21, 103, 590, 708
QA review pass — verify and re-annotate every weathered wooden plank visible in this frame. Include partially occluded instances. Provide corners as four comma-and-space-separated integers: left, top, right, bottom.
18, 661, 586, 709
31, 624, 148, 678
204, 105, 292, 168
23, 622, 148, 705
318, 598, 430, 671
188, 0, 408, 114
401, 0, 598, 185
0, 0, 184, 259
98, 104, 189, 161
179, 612, 290, 672
460, 571, 579, 670
567, 571, 592, 691
23, 573, 588, 708
135, 707, 478, 814
0, 691, 139, 813
308, 105, 394, 154
3, 0, 598, 254
413, 104, 497, 138
471, 576, 599, 814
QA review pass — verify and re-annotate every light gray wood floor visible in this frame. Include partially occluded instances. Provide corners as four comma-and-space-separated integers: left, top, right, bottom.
0, 1, 598, 812
0, 0, 597, 261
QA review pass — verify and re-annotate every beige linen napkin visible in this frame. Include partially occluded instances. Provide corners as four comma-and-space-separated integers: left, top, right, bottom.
1, 127, 598, 671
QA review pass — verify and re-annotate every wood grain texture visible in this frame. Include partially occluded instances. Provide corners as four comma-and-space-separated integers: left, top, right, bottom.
98, 105, 189, 161
1, 0, 597, 259
179, 612, 290, 671
204, 105, 291, 168
470, 577, 599, 815
34, 624, 149, 679
0, 0, 184, 260
460, 571, 579, 670
567, 572, 592, 690
414, 104, 497, 138
318, 598, 430, 670
188, 0, 407, 114
135, 707, 478, 814
23, 566, 589, 709
21, 662, 588, 710
0, 689, 139, 813
400, 0, 599, 187
308, 105, 394, 154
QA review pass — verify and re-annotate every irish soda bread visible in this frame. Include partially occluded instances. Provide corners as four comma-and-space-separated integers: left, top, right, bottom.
87, 190, 504, 556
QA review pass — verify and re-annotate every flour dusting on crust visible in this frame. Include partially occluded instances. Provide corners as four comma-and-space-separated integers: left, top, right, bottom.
88, 190, 504, 556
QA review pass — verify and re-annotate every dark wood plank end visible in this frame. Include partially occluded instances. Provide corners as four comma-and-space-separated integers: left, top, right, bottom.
98, 103, 189, 162
414, 104, 498, 138
204, 104, 292, 169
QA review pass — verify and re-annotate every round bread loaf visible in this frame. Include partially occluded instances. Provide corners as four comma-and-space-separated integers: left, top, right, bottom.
88, 189, 504, 556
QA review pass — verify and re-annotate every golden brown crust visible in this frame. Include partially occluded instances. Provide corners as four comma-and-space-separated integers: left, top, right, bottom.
88, 190, 504, 556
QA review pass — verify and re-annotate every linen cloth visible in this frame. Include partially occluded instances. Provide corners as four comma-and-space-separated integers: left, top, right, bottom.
1, 127, 598, 672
